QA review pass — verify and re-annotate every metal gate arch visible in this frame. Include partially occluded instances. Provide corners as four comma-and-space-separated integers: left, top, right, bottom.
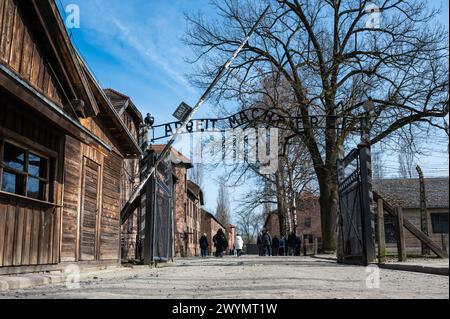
337, 145, 376, 265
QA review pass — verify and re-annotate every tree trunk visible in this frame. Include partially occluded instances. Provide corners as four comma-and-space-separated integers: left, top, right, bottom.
318, 168, 338, 252
275, 168, 287, 237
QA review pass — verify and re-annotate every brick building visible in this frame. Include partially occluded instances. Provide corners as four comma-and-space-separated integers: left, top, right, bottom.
185, 180, 204, 256
201, 209, 235, 255
264, 192, 322, 246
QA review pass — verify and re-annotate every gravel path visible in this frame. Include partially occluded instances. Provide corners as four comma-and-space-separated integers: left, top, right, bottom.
1, 256, 448, 299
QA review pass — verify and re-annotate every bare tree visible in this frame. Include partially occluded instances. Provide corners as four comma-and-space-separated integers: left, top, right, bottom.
235, 209, 264, 244
189, 163, 204, 190
184, 0, 449, 251
397, 138, 417, 178
216, 177, 232, 227
372, 150, 384, 180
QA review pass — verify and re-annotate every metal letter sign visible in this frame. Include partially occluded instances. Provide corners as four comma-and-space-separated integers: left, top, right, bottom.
173, 102, 193, 122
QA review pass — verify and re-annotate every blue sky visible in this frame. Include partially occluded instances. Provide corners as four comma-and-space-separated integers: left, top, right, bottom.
57, 0, 449, 218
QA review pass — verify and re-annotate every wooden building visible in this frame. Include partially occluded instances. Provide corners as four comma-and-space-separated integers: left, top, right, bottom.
0, 0, 141, 274
373, 178, 449, 255
185, 180, 204, 256
104, 89, 143, 260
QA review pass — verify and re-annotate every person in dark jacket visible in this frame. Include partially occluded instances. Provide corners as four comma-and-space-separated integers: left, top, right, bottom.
213, 229, 228, 258
272, 236, 280, 256
287, 232, 297, 256
200, 233, 209, 258
295, 235, 302, 256
262, 230, 272, 256
257, 231, 263, 256
278, 236, 286, 256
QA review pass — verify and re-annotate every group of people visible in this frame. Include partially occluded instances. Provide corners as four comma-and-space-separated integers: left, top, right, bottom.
199, 229, 245, 258
199, 228, 303, 258
257, 230, 303, 256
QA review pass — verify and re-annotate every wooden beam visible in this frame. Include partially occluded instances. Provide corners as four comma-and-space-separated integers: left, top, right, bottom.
30, 0, 99, 116
0, 65, 112, 152
374, 191, 448, 258
377, 198, 386, 264
395, 207, 407, 262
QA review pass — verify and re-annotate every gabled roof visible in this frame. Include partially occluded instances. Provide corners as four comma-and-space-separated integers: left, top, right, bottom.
373, 178, 449, 209
5, 1, 142, 158
202, 209, 226, 229
149, 144, 193, 168
30, 0, 99, 116
79, 59, 142, 158
187, 180, 204, 205
104, 88, 143, 123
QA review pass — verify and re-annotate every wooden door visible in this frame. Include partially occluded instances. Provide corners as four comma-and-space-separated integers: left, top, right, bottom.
79, 158, 100, 261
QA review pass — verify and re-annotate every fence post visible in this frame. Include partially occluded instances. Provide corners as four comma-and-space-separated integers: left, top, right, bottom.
359, 145, 376, 265
313, 237, 318, 256
395, 207, 407, 262
377, 199, 386, 263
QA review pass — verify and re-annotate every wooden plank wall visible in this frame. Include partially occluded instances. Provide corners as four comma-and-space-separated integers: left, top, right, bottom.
0, 0, 63, 104
0, 194, 59, 267
0, 99, 61, 152
61, 136, 123, 262
79, 158, 100, 261
60, 135, 82, 262
0, 99, 62, 267
100, 152, 122, 260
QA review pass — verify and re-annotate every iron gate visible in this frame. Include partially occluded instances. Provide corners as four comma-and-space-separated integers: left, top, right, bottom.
337, 146, 376, 265
140, 151, 174, 264
152, 176, 173, 262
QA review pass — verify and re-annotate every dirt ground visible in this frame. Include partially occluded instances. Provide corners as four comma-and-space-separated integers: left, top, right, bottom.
0, 256, 448, 299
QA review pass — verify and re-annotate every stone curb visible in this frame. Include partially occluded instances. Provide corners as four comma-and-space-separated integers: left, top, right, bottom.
0, 266, 131, 292
0, 274, 65, 291
378, 264, 449, 276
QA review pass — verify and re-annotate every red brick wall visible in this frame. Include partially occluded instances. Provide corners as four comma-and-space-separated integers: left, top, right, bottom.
185, 193, 202, 256
265, 195, 322, 242
200, 212, 235, 255
173, 165, 188, 257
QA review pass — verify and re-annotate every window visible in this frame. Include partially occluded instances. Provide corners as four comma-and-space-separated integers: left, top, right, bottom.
304, 217, 312, 228
1, 141, 50, 201
431, 213, 449, 234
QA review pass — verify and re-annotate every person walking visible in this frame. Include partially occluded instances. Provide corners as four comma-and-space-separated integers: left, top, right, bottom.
235, 234, 244, 257
272, 236, 280, 256
262, 229, 272, 256
295, 235, 303, 256
199, 233, 209, 258
287, 232, 297, 256
213, 229, 228, 258
278, 236, 286, 256
257, 231, 263, 256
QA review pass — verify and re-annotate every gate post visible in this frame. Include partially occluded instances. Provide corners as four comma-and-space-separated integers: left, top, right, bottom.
359, 144, 376, 265
336, 146, 345, 264
143, 153, 156, 265
395, 207, 407, 262
377, 199, 386, 264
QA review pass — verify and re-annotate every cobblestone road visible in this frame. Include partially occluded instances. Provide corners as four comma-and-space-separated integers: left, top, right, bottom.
1, 256, 448, 299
